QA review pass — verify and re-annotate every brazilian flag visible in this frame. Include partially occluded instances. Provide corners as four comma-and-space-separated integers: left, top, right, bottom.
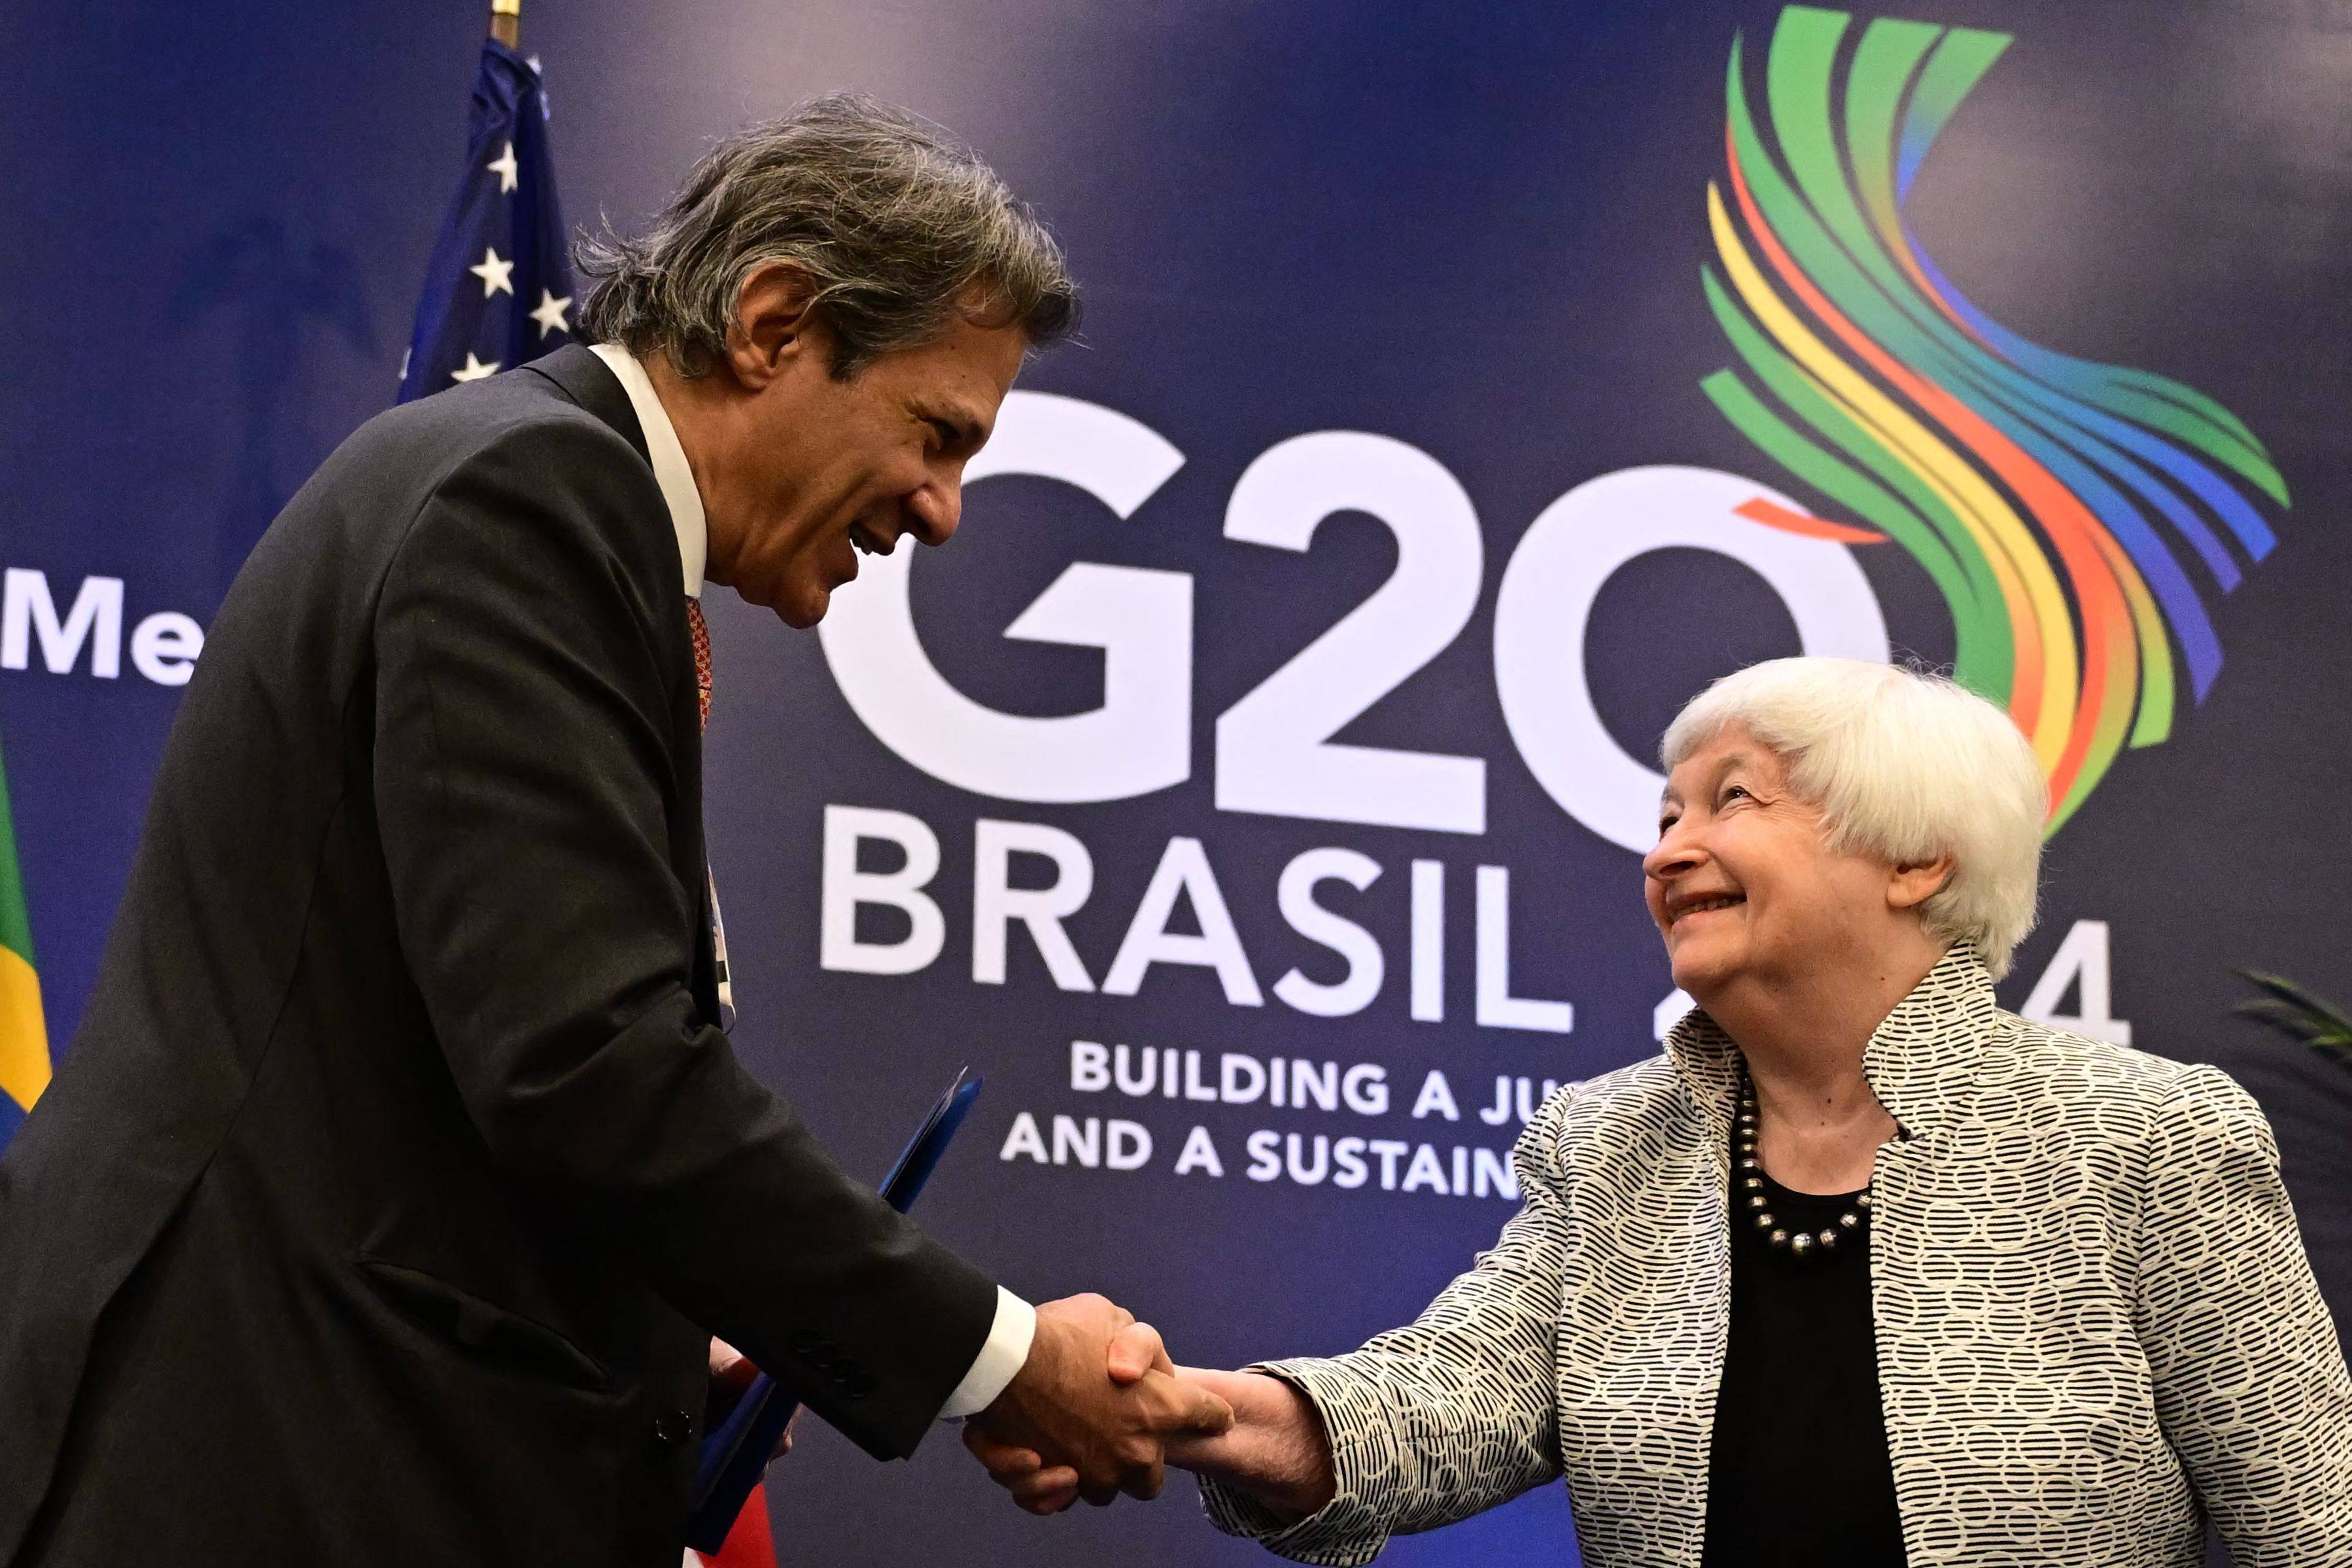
0, 732, 48, 1151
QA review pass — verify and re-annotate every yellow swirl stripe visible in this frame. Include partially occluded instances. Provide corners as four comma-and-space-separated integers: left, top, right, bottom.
1706, 180, 2077, 770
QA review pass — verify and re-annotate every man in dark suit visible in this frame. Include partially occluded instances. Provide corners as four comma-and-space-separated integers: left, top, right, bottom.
0, 96, 1225, 1566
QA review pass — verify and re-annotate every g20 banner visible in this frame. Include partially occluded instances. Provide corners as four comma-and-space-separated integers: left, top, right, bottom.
3, 1, 2345, 1565
782, 0, 2283, 1274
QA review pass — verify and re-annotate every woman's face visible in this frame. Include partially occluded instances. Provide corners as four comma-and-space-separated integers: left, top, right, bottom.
1642, 725, 1901, 1001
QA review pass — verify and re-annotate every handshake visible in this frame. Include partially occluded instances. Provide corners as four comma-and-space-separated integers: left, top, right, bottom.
710, 1293, 1334, 1520
959, 1294, 1337, 1520
958, 1293, 1228, 1509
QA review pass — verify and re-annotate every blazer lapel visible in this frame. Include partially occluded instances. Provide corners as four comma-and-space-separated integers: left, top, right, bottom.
523, 343, 653, 468
521, 344, 719, 1023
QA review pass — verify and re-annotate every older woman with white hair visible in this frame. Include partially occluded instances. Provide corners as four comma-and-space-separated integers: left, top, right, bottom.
969, 657, 2352, 1565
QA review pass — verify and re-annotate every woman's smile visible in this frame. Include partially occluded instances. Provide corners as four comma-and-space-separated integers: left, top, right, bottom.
1667, 892, 1747, 927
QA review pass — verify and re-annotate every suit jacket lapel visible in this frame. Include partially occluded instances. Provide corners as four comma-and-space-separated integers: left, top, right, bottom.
523, 344, 653, 468
522, 344, 719, 1023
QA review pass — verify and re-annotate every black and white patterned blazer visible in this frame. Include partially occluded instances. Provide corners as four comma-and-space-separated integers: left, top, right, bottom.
1200, 944, 2352, 1567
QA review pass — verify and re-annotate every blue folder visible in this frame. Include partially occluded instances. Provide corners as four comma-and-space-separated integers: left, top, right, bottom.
684, 1066, 985, 1555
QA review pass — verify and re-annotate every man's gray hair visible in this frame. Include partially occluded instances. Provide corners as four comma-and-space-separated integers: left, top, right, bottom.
1661, 658, 2049, 978
577, 94, 1078, 377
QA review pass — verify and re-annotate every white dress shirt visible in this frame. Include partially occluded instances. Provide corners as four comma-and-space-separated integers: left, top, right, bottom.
588, 344, 1035, 1422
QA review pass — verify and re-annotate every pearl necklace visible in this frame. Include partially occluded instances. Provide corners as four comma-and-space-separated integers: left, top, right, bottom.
1734, 1077, 1871, 1259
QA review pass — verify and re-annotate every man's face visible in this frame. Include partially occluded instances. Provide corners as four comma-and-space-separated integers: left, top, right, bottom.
704, 308, 1028, 628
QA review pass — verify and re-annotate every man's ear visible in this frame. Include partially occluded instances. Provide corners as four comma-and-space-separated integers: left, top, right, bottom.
725, 262, 823, 388
1888, 853, 1956, 913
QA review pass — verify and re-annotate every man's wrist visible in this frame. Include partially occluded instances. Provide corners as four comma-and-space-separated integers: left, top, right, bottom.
938, 1287, 1036, 1420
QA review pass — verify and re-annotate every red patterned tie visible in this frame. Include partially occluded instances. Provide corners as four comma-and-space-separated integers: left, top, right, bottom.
686, 596, 733, 1024
686, 597, 713, 731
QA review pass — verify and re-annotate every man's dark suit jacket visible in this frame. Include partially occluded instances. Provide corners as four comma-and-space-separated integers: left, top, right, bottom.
0, 345, 999, 1566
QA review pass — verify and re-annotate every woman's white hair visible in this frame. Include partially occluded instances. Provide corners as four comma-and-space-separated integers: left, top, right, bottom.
1659, 657, 2048, 978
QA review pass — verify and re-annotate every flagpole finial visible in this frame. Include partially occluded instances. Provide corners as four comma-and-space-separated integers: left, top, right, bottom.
490, 0, 519, 48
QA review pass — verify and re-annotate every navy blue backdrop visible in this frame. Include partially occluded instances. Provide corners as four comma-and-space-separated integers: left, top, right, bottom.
5, 3, 2350, 1564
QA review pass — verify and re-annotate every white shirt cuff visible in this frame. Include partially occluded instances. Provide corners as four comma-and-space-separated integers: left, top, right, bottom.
937, 1287, 1035, 1420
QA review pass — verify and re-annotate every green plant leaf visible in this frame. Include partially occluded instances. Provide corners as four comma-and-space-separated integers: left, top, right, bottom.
2234, 969, 2352, 1070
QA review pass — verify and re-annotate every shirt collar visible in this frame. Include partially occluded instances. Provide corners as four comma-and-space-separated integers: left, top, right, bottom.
1663, 940, 1996, 1147
589, 343, 706, 599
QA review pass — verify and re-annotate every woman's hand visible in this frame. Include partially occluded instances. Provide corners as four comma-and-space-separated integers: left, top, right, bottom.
964, 1350, 1335, 1521
1162, 1367, 1336, 1518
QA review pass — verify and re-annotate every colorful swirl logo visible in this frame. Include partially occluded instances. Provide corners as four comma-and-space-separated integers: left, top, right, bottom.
1701, 6, 2290, 828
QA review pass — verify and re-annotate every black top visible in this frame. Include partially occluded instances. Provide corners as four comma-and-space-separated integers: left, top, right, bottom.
1702, 1145, 1907, 1567
0, 346, 999, 1567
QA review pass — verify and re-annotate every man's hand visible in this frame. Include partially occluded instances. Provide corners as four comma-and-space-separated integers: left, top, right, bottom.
707, 1337, 797, 1462
963, 1295, 1231, 1508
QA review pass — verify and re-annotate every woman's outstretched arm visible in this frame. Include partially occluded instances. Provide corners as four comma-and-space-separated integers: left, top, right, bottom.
966, 1090, 1578, 1565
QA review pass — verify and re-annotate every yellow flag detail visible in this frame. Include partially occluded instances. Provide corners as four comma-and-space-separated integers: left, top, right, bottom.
0, 945, 50, 1112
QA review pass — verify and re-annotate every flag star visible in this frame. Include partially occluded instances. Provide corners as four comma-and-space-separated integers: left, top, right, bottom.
528, 288, 572, 339
487, 141, 520, 193
469, 247, 515, 298
451, 352, 501, 383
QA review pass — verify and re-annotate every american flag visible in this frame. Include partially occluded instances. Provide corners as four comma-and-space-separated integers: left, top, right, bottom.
397, 38, 573, 401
